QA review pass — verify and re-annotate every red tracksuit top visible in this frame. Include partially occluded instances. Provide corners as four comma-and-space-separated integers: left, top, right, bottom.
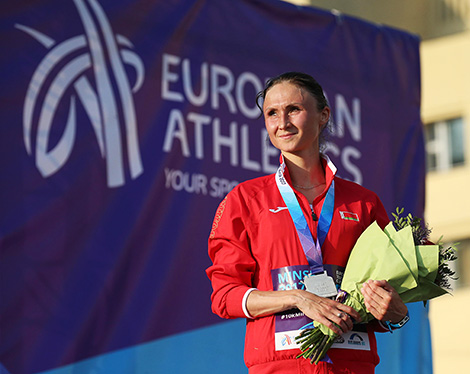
207, 156, 390, 373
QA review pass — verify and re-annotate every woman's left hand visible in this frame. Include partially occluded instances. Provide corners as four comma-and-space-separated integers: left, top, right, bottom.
360, 279, 408, 323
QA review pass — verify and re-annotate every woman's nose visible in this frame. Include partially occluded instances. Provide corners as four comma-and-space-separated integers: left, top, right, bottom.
279, 113, 291, 129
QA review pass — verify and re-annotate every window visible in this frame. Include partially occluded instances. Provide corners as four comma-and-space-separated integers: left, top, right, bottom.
455, 238, 470, 289
425, 117, 465, 172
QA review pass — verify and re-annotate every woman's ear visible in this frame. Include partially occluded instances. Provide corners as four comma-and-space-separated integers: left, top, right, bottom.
320, 107, 330, 125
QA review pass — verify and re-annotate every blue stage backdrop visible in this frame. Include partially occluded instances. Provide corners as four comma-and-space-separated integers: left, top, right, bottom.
0, 0, 429, 373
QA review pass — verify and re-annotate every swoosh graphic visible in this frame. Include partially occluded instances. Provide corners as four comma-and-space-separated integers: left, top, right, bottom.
269, 207, 288, 213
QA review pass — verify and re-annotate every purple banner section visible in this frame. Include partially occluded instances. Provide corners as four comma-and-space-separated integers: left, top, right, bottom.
0, 0, 424, 373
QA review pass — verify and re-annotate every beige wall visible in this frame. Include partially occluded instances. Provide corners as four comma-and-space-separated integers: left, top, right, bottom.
421, 32, 470, 243
429, 288, 470, 373
290, 0, 470, 39
421, 30, 470, 374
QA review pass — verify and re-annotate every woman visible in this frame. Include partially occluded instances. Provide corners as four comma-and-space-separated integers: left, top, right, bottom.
206, 72, 408, 373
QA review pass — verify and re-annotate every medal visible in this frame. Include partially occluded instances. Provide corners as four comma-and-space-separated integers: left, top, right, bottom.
303, 271, 338, 298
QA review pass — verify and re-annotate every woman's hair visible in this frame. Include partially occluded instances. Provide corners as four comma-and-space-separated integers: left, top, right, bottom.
256, 71, 331, 151
256, 71, 329, 112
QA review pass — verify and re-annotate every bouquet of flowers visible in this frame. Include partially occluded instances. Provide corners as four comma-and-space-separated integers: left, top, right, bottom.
296, 208, 458, 364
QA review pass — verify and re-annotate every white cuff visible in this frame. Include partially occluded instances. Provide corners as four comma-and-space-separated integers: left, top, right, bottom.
242, 288, 257, 319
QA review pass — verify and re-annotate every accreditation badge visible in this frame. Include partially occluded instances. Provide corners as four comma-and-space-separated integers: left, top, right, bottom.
272, 264, 370, 352
271, 265, 311, 351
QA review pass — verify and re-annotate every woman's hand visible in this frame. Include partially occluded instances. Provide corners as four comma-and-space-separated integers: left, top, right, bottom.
294, 290, 361, 335
246, 289, 361, 335
361, 280, 408, 323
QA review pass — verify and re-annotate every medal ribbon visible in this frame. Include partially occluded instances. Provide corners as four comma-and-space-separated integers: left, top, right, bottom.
275, 159, 335, 274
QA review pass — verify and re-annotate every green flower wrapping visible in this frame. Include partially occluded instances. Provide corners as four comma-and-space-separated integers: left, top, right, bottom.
296, 209, 456, 364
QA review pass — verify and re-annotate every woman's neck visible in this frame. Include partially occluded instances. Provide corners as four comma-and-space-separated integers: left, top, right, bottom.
282, 151, 326, 190
281, 152, 326, 203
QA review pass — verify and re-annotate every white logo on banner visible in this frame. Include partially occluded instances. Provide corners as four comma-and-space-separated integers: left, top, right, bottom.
16, 0, 144, 187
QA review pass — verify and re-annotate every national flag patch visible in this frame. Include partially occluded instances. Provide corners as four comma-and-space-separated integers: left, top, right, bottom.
339, 211, 359, 222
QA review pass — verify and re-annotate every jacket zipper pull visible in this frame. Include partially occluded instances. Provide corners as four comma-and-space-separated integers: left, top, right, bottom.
311, 207, 318, 221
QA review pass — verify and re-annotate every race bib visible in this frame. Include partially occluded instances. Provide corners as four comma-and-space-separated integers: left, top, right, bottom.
331, 325, 370, 351
272, 265, 312, 351
271, 265, 370, 352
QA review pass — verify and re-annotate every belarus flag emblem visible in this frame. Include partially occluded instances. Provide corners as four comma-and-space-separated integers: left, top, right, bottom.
339, 211, 360, 222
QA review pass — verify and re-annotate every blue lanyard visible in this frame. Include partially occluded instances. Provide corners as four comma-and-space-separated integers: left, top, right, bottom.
275, 160, 335, 274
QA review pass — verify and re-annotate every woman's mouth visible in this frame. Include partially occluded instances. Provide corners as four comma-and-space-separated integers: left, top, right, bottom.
278, 132, 295, 139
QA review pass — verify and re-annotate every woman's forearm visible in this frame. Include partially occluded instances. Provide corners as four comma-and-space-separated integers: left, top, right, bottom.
245, 289, 302, 318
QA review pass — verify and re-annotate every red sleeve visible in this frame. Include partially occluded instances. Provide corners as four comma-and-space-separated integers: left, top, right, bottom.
369, 319, 391, 333
206, 189, 256, 319
370, 192, 390, 230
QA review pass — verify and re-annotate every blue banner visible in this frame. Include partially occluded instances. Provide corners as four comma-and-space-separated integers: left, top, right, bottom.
0, 0, 427, 373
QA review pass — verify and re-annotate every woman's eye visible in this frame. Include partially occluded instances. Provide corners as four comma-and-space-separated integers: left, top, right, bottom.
289, 107, 300, 113
267, 110, 276, 117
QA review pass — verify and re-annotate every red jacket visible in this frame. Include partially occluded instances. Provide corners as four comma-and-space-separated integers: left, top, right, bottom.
207, 157, 390, 373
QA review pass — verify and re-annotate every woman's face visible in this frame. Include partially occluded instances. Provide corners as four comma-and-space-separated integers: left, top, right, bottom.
263, 82, 330, 157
